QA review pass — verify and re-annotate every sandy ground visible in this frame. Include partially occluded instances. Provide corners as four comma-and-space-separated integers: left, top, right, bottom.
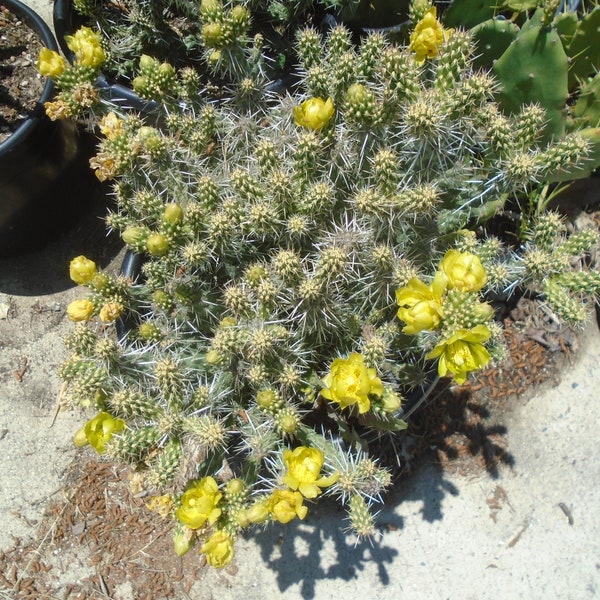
1, 1, 599, 598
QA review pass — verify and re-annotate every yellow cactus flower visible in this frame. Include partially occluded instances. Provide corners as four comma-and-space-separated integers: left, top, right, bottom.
73, 411, 125, 453
265, 489, 308, 524
409, 7, 450, 64
99, 302, 124, 323
438, 250, 487, 292
69, 255, 97, 285
396, 273, 446, 334
65, 26, 105, 69
201, 530, 235, 568
37, 48, 66, 79
293, 97, 335, 130
321, 352, 384, 414
66, 298, 95, 322
426, 325, 491, 385
175, 477, 223, 529
283, 446, 339, 499
99, 112, 125, 141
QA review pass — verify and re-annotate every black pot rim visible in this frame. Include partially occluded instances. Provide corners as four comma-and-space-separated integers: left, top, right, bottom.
0, 0, 58, 157
52, 0, 76, 61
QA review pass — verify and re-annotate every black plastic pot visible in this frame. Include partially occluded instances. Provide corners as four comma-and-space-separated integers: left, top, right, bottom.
115, 249, 145, 341
0, 0, 101, 256
336, 0, 411, 41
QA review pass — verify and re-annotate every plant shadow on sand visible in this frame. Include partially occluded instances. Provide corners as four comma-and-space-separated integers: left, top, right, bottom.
251, 376, 521, 597
250, 466, 461, 598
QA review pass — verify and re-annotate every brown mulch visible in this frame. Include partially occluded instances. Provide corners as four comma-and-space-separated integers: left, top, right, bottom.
0, 459, 208, 599
0, 296, 584, 599
0, 5, 46, 144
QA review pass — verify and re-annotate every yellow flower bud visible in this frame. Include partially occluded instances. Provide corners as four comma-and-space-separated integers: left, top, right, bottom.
138, 322, 161, 340
136, 126, 162, 150
158, 62, 176, 78
230, 5, 250, 26
69, 255, 97, 285
256, 388, 277, 409
73, 426, 88, 447
245, 500, 270, 524
173, 526, 195, 557
474, 301, 495, 322
438, 250, 487, 292
202, 22, 224, 47
122, 226, 148, 246
90, 273, 110, 292
226, 478, 245, 495
65, 26, 105, 69
234, 509, 250, 528
139, 54, 156, 70
381, 388, 402, 413
200, 530, 235, 568
205, 350, 222, 365
67, 298, 95, 322
163, 203, 184, 225
279, 412, 298, 435
37, 48, 66, 78
320, 353, 384, 414
201, 0, 222, 15
132, 75, 148, 94
146, 233, 170, 256
293, 97, 335, 131
346, 83, 368, 105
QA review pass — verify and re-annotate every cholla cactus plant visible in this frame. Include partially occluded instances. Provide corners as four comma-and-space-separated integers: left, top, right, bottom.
63, 0, 370, 86
53, 8, 599, 569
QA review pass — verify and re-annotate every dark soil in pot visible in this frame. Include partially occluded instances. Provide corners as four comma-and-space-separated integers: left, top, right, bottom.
0, 4, 45, 143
